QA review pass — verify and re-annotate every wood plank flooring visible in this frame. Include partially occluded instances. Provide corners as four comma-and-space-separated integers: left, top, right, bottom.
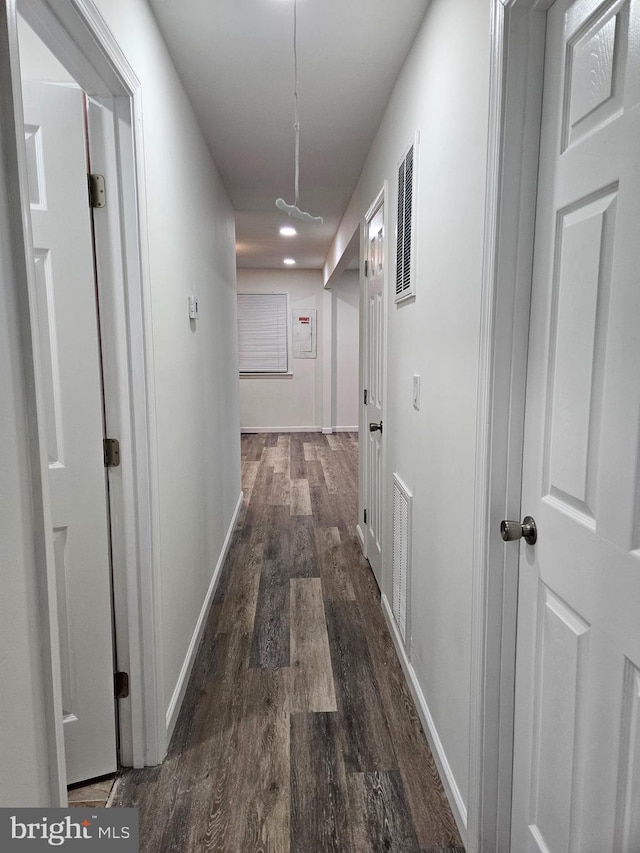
111, 431, 464, 852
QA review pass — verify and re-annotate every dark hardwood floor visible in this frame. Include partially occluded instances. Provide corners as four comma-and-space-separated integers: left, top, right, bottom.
111, 432, 465, 853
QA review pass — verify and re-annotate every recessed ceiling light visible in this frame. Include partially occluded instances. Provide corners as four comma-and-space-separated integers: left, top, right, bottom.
284, 258, 296, 265
280, 226, 297, 237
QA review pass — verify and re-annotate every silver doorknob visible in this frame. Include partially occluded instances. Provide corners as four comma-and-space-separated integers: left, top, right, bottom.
500, 515, 537, 545
369, 421, 383, 433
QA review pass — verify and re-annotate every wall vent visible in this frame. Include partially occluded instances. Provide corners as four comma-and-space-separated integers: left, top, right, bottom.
395, 134, 418, 303
392, 473, 412, 645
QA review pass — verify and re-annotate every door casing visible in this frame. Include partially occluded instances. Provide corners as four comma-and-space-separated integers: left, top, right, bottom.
469, 1, 555, 851
360, 184, 389, 587
3, 0, 165, 804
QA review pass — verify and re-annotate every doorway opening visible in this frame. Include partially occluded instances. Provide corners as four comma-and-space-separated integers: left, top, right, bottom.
19, 40, 118, 786
328, 251, 361, 436
7, 0, 162, 803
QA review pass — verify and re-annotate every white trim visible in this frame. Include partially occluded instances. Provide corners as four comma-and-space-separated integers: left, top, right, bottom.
165, 491, 244, 741
240, 426, 323, 434
364, 185, 387, 244
468, 1, 550, 851
82, 3, 166, 768
355, 523, 365, 551
333, 425, 359, 432
239, 372, 294, 379
382, 594, 467, 842
379, 183, 389, 590
322, 288, 333, 432
358, 221, 367, 562
362, 183, 388, 584
468, 1, 508, 847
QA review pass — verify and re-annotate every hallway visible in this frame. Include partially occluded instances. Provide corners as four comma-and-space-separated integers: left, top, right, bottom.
111, 432, 463, 852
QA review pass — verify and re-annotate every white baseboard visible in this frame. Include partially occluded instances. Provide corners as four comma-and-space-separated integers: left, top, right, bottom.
240, 426, 322, 434
356, 523, 365, 551
239, 426, 358, 434
381, 594, 468, 844
165, 491, 244, 740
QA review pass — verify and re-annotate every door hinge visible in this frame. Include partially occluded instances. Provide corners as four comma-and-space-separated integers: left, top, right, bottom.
364, 259, 369, 277
114, 671, 129, 700
364, 389, 368, 405
364, 508, 368, 525
88, 173, 106, 208
103, 438, 120, 468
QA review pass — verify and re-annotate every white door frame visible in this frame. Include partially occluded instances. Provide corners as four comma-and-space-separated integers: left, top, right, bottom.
360, 184, 388, 579
468, 1, 553, 850
2, 0, 164, 803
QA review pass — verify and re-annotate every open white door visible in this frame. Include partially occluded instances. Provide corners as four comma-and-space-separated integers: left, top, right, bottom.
364, 196, 385, 585
510, 0, 640, 849
23, 80, 117, 785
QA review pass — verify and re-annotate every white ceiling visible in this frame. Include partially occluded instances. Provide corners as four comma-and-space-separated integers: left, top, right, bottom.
147, 0, 430, 271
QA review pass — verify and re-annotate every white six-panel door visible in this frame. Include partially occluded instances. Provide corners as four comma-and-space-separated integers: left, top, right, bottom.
511, 0, 640, 849
23, 81, 117, 785
365, 199, 385, 585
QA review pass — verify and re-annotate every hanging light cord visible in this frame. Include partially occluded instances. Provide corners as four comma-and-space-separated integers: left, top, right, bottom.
275, 0, 323, 223
293, 0, 300, 206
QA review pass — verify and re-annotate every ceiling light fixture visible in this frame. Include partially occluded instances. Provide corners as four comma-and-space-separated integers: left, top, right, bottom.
284, 258, 296, 265
275, 0, 323, 225
280, 226, 297, 236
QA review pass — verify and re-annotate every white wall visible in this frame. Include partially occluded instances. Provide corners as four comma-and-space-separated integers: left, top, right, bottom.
325, 0, 491, 832
237, 269, 325, 432
90, 0, 242, 723
332, 270, 359, 430
237, 268, 359, 433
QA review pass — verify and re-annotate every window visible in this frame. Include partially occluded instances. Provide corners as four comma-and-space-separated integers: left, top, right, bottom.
237, 292, 289, 374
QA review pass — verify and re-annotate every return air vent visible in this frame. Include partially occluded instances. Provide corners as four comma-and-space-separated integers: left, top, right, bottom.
395, 134, 418, 303
392, 473, 412, 646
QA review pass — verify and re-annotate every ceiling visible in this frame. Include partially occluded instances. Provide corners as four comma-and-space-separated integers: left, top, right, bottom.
146, 0, 430, 271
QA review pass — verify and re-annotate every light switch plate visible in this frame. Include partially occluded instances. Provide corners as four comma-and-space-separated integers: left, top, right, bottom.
413, 374, 420, 410
188, 296, 199, 320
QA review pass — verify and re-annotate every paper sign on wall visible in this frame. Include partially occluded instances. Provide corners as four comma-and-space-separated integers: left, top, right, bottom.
292, 309, 317, 359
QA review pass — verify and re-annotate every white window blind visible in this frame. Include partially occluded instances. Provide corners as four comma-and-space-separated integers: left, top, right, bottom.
237, 293, 289, 373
